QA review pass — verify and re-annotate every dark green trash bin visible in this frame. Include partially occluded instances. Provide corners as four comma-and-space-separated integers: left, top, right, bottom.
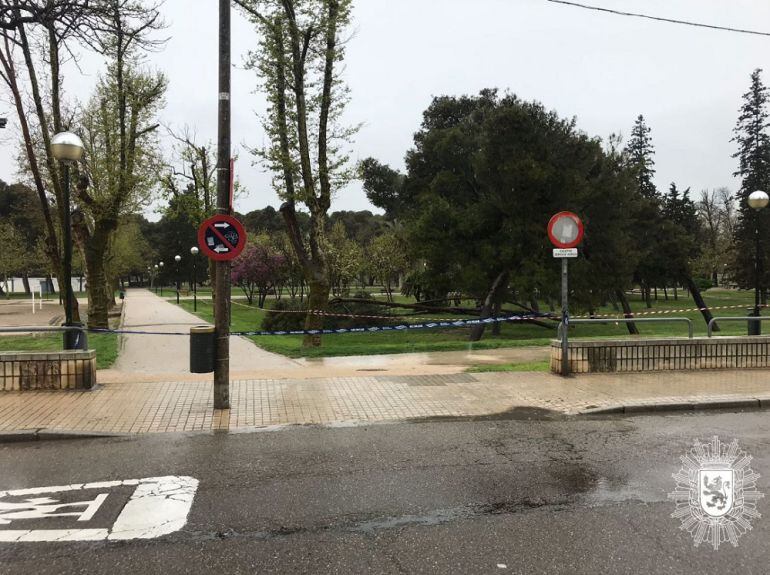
64, 323, 88, 351
748, 308, 762, 336
190, 325, 216, 373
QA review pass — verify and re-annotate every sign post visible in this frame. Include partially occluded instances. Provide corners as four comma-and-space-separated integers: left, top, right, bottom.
198, 213, 246, 399
547, 212, 584, 376
215, 0, 232, 409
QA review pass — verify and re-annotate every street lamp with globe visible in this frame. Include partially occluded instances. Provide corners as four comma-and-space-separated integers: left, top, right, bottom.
174, 255, 182, 304
159, 261, 165, 297
190, 246, 200, 311
748, 190, 769, 335
51, 132, 85, 350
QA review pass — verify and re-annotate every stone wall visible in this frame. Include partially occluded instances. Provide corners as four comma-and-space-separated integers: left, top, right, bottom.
550, 337, 770, 374
0, 350, 96, 391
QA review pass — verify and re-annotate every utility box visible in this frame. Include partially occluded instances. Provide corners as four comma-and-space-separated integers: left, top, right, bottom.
190, 325, 216, 373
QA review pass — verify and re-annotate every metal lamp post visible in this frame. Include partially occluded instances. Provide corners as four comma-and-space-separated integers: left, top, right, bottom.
190, 246, 199, 311
159, 261, 164, 297
153, 264, 159, 293
51, 131, 85, 350
748, 190, 769, 335
174, 255, 182, 304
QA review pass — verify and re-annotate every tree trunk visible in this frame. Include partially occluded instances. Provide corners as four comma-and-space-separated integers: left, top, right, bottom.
22, 274, 30, 295
84, 249, 110, 329
663, 286, 668, 301
684, 276, 718, 332
469, 271, 509, 342
304, 278, 330, 346
491, 298, 502, 336
616, 289, 639, 335
644, 284, 652, 308
106, 277, 116, 308
674, 286, 678, 300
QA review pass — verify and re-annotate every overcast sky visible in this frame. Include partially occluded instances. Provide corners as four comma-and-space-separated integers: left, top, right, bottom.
2, 0, 770, 218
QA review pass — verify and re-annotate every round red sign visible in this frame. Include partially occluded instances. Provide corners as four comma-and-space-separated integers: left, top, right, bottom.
547, 212, 584, 249
197, 214, 247, 261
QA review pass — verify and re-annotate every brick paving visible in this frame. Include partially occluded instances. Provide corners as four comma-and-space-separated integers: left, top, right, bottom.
2, 369, 770, 435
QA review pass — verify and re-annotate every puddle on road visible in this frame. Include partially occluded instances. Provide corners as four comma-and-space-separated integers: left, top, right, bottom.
549, 461, 660, 506
582, 476, 659, 505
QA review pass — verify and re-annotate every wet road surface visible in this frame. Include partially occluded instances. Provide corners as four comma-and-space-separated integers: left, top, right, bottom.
1, 410, 769, 574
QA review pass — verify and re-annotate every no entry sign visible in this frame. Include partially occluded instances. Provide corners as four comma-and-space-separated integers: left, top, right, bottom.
198, 214, 247, 261
547, 211, 584, 249
547, 211, 584, 377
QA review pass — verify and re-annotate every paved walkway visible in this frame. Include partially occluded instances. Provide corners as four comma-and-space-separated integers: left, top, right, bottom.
110, 289, 300, 375
2, 369, 770, 435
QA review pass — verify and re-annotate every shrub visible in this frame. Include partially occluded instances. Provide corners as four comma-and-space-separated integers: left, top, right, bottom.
693, 277, 713, 292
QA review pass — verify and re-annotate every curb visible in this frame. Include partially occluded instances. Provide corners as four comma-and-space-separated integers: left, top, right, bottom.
581, 397, 769, 415
0, 429, 127, 444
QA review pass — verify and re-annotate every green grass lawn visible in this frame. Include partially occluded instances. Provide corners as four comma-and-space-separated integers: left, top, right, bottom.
175, 288, 762, 359
0, 332, 119, 369
467, 360, 551, 373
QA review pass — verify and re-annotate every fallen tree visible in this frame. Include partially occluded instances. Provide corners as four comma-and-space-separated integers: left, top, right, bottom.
328, 297, 556, 330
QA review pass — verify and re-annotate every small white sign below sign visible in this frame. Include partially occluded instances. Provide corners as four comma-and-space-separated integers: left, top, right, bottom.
0, 476, 198, 542
553, 248, 578, 258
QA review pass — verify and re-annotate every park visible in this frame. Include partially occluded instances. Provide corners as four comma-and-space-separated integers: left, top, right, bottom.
1, 1, 770, 573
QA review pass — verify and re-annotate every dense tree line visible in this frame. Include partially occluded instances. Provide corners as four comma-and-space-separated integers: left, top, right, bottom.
358, 76, 770, 339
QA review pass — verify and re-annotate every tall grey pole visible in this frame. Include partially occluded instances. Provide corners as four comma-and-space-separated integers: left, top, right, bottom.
214, 0, 231, 409
561, 258, 569, 376
753, 221, 762, 335
193, 257, 198, 312
61, 162, 75, 349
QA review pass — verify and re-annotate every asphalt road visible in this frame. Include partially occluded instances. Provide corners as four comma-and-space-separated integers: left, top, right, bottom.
1, 410, 770, 574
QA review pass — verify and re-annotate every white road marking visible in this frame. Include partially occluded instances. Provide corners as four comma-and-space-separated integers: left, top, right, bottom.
0, 476, 198, 542
0, 493, 109, 523
0, 529, 108, 542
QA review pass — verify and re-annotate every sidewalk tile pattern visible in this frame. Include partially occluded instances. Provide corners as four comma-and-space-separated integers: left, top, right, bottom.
2, 370, 770, 435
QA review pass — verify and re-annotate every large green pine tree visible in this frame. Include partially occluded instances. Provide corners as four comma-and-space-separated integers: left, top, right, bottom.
624, 114, 663, 308
626, 115, 658, 200
732, 68, 770, 298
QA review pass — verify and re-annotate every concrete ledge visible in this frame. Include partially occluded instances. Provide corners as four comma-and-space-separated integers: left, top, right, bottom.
551, 336, 770, 373
0, 349, 97, 391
